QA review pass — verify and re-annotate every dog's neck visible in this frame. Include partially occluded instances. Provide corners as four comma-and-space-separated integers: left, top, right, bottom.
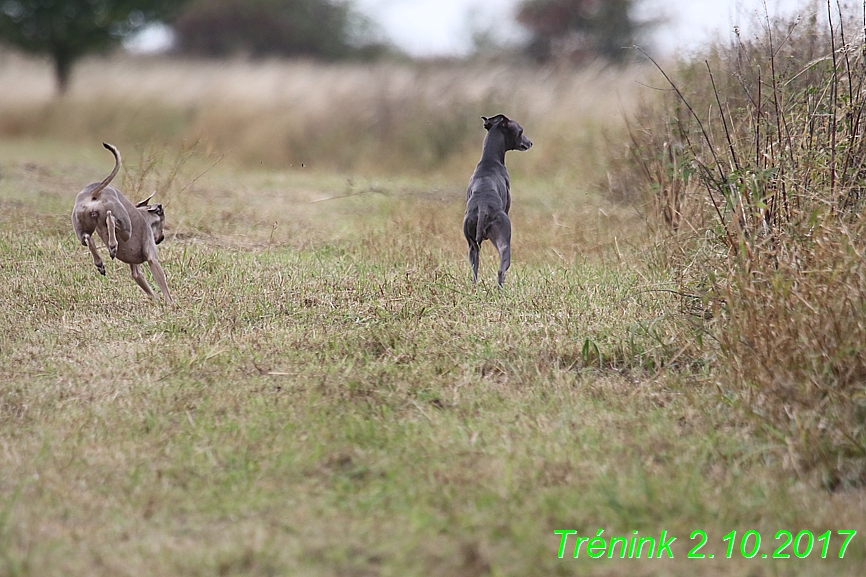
479, 129, 509, 166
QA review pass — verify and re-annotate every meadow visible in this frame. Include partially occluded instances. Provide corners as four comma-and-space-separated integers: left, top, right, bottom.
0, 40, 865, 577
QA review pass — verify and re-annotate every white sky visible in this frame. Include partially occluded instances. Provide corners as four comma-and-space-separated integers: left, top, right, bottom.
128, 0, 822, 57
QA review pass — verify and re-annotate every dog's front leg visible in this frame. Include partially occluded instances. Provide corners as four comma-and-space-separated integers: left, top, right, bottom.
129, 263, 157, 299
105, 210, 118, 259
147, 258, 174, 304
83, 233, 106, 275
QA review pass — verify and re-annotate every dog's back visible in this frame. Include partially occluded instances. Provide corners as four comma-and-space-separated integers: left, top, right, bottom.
464, 171, 508, 245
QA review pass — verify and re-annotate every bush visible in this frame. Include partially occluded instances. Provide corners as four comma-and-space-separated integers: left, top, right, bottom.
620, 7, 866, 487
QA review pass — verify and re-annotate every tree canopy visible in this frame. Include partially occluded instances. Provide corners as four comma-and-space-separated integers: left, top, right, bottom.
172, 0, 385, 60
516, 0, 650, 64
0, 0, 190, 94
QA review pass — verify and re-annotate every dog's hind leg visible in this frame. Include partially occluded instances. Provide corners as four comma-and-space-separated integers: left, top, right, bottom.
129, 263, 157, 299
463, 212, 482, 284
468, 240, 480, 284
489, 212, 512, 287
83, 233, 106, 275
105, 210, 119, 260
114, 207, 132, 243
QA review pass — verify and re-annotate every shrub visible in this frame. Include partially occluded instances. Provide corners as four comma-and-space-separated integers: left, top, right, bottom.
621, 6, 866, 487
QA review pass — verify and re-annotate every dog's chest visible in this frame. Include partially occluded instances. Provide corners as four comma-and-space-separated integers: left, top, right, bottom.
113, 240, 149, 265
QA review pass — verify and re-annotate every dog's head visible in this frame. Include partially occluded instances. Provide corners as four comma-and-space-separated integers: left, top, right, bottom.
482, 114, 533, 152
136, 193, 167, 245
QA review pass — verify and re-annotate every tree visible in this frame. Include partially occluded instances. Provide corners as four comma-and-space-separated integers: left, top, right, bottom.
172, 0, 384, 60
516, 0, 650, 64
0, 0, 190, 95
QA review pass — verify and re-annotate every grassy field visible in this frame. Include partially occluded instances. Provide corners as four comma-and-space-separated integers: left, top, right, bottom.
1, 52, 865, 576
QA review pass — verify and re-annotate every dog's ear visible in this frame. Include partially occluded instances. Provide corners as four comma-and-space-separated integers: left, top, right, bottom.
483, 114, 510, 130
136, 191, 156, 207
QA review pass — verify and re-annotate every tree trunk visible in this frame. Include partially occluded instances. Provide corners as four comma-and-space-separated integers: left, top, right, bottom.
53, 51, 74, 96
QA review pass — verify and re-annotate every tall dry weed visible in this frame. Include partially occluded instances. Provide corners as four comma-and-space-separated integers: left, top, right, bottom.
620, 5, 866, 486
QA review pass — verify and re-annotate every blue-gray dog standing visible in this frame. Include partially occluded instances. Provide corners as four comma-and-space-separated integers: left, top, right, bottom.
463, 114, 532, 286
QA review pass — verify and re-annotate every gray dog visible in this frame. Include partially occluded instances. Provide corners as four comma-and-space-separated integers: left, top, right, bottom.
72, 143, 173, 303
462, 114, 532, 286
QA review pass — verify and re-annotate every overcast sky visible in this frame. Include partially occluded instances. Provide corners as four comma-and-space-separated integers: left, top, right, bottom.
353, 0, 813, 56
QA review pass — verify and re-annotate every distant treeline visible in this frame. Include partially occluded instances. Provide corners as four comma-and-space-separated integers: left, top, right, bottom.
0, 0, 651, 95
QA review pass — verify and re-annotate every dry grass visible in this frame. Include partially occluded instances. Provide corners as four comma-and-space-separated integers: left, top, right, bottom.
2, 142, 865, 576
0, 50, 639, 178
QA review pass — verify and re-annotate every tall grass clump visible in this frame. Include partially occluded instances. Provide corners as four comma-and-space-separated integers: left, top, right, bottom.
621, 4, 866, 487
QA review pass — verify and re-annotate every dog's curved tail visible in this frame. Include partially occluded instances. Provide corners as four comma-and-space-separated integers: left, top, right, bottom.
90, 142, 122, 200
475, 204, 487, 245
